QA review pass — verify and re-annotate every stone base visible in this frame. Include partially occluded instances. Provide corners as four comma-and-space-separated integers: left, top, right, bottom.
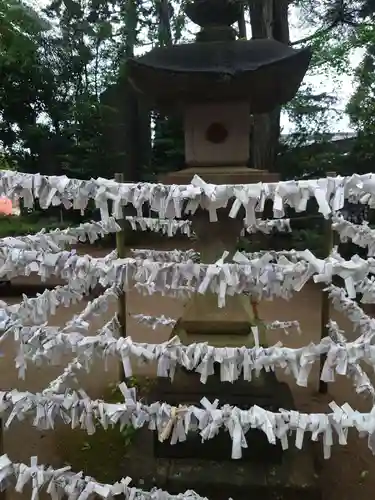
124, 425, 320, 500
159, 166, 280, 185
153, 369, 294, 463
155, 443, 320, 500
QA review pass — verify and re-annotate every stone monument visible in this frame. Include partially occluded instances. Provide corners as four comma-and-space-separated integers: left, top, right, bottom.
127, 1, 318, 497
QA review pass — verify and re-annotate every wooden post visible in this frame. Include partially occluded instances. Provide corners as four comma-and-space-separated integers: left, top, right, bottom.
115, 173, 127, 381
319, 172, 335, 394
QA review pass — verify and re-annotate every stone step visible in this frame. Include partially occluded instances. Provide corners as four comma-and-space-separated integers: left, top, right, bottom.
155, 445, 320, 500
153, 374, 295, 463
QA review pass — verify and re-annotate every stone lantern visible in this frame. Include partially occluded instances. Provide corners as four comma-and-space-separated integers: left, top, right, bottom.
127, 1, 316, 496
127, 0, 311, 346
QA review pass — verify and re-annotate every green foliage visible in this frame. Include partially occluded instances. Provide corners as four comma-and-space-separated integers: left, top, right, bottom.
55, 377, 155, 483
0, 0, 53, 156
277, 147, 340, 180
0, 214, 69, 238
283, 0, 375, 167
0, 0, 192, 181
278, 82, 349, 179
151, 113, 185, 178
0, 156, 17, 171
273, 0, 375, 180
56, 384, 136, 483
341, 132, 375, 175
289, 228, 326, 258
285, 87, 338, 136
238, 227, 326, 259
343, 16, 375, 173
347, 43, 375, 130
1, 0, 375, 182
0, 0, 145, 179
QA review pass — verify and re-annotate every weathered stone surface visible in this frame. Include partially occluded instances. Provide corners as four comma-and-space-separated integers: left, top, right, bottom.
153, 370, 294, 463
159, 166, 280, 185
135, 14, 316, 495
127, 39, 311, 113
157, 169, 281, 350
153, 444, 320, 500
125, 426, 320, 500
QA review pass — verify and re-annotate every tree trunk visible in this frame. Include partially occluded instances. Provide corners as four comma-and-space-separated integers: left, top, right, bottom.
273, 0, 290, 44
237, 3, 247, 38
248, 0, 273, 38
122, 0, 151, 182
152, 0, 183, 176
156, 0, 172, 46
248, 0, 290, 172
269, 0, 289, 165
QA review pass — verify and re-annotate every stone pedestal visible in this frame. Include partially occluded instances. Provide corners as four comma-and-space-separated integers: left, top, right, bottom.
154, 444, 320, 500
160, 166, 280, 347
177, 207, 256, 346
127, 0, 317, 491
152, 166, 299, 465
160, 165, 279, 186
153, 369, 293, 463
150, 164, 317, 492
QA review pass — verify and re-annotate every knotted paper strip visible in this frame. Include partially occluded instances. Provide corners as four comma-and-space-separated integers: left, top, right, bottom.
3, 243, 375, 307
126, 216, 193, 237
327, 285, 375, 337
3, 167, 375, 474
0, 218, 121, 252
1, 381, 374, 460
130, 248, 199, 263
266, 320, 301, 335
132, 313, 301, 335
21, 317, 375, 392
56, 249, 375, 306
243, 218, 291, 235
332, 214, 375, 256
0, 454, 213, 500
3, 169, 375, 222
131, 313, 177, 330
326, 320, 375, 400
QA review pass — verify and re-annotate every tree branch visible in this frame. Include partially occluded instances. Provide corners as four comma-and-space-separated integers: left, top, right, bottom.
290, 20, 338, 46
291, 15, 375, 47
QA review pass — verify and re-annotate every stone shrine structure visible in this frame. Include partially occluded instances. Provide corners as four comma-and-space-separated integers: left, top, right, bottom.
128, 1, 317, 497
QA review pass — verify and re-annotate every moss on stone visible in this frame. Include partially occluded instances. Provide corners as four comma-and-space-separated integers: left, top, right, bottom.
54, 377, 155, 484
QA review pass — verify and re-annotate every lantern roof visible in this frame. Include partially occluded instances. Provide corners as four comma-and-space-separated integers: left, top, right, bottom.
127, 39, 311, 114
